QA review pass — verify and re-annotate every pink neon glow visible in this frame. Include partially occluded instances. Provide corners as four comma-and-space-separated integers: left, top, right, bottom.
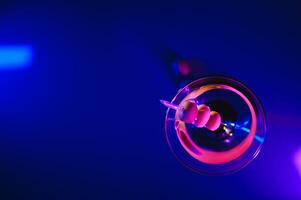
175, 84, 257, 164
294, 148, 301, 177
178, 60, 190, 75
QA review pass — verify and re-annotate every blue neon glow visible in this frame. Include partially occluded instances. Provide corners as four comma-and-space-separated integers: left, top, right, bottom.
224, 121, 264, 144
254, 135, 264, 143
241, 127, 250, 132
0, 46, 33, 69
240, 127, 264, 143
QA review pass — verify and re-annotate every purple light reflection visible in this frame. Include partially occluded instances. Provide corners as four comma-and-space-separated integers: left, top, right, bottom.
294, 148, 301, 178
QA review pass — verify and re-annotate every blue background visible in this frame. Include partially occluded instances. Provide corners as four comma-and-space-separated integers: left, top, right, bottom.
1, 1, 301, 199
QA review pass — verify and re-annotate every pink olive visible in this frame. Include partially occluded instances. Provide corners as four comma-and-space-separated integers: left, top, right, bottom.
194, 104, 211, 128
205, 111, 221, 131
177, 99, 198, 123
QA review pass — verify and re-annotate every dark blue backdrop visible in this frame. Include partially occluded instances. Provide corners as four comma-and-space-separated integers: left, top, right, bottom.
0, 1, 301, 199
